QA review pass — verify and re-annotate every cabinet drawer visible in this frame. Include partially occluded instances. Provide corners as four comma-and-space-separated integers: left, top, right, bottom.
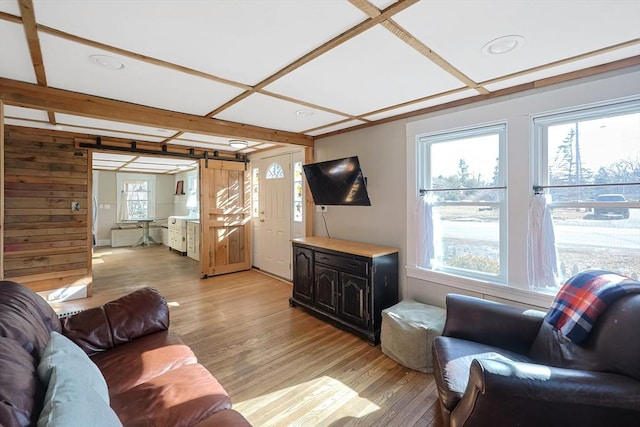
315, 252, 368, 276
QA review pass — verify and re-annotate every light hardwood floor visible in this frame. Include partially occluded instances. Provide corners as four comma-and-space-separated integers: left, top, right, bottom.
57, 245, 443, 427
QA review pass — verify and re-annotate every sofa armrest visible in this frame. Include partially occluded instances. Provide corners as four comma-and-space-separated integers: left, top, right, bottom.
452, 358, 640, 427
62, 287, 169, 356
442, 294, 545, 355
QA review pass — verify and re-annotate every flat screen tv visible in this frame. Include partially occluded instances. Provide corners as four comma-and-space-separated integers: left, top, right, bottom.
303, 156, 371, 206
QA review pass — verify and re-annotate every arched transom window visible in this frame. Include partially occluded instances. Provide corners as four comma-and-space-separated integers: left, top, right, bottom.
266, 163, 285, 179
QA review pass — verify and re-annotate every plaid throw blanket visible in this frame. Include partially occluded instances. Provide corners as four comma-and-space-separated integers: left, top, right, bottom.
546, 269, 640, 344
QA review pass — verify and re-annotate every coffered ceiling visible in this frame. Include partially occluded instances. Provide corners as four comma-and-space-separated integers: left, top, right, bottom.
1, 0, 639, 162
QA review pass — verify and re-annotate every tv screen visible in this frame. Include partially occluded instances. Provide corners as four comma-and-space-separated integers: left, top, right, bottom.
303, 156, 371, 206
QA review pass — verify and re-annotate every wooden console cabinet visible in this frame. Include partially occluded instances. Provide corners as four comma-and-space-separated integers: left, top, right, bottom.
290, 237, 399, 345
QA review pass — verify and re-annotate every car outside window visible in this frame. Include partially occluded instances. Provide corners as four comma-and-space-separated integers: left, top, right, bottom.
533, 99, 640, 284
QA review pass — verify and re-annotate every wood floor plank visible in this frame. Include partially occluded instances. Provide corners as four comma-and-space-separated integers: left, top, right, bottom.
52, 245, 442, 427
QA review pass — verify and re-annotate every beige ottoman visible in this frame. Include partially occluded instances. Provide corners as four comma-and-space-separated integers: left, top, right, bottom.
381, 299, 446, 373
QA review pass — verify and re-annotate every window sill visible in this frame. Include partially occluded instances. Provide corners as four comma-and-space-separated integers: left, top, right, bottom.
406, 266, 555, 309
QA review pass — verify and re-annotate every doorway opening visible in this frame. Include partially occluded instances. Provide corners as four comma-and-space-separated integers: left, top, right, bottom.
91, 152, 201, 290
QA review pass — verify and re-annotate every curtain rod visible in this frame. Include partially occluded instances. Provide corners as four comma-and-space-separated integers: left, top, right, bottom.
533, 182, 639, 194
419, 185, 506, 195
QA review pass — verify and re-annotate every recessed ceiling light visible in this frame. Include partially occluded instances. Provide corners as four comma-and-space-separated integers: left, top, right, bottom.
295, 109, 314, 118
482, 35, 525, 55
229, 140, 248, 149
89, 54, 125, 70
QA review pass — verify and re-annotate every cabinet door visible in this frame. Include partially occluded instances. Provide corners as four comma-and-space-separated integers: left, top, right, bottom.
338, 272, 368, 329
315, 265, 338, 314
292, 246, 314, 304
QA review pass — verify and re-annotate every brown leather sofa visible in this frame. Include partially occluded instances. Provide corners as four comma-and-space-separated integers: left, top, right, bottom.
432, 293, 640, 427
0, 280, 251, 427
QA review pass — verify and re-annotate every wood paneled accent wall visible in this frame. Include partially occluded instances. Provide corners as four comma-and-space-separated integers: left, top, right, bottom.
0, 102, 4, 277
2, 125, 91, 293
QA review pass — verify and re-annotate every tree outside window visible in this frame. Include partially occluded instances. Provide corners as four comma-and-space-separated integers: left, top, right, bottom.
123, 180, 149, 220
117, 173, 156, 222
417, 123, 507, 282
534, 99, 640, 282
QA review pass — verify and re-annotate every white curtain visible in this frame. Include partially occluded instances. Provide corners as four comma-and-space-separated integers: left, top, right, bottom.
527, 193, 559, 289
118, 190, 129, 222
416, 194, 439, 268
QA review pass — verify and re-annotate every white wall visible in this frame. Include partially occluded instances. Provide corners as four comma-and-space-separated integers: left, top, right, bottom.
95, 170, 117, 245
172, 170, 198, 218
315, 66, 640, 310
312, 120, 408, 295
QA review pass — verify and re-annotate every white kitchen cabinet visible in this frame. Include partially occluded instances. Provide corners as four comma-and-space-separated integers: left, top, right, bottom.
168, 216, 188, 255
161, 225, 169, 246
187, 220, 200, 261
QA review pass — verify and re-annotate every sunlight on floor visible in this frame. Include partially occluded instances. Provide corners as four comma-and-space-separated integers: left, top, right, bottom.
92, 251, 113, 258
234, 376, 380, 426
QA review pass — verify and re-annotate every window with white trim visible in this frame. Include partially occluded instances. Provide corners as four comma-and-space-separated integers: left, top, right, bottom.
116, 173, 156, 221
293, 161, 303, 223
252, 167, 260, 218
186, 172, 198, 215
533, 98, 640, 282
417, 123, 507, 282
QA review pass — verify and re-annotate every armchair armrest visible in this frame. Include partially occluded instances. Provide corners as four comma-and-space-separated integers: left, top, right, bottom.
442, 294, 545, 355
452, 358, 640, 427
62, 287, 169, 356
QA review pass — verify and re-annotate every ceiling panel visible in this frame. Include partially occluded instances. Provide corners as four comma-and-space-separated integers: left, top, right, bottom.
125, 162, 183, 171
362, 89, 480, 122
39, 32, 245, 115
264, 25, 464, 116
176, 132, 253, 145
55, 113, 176, 139
368, 0, 397, 9
171, 132, 264, 152
4, 118, 167, 142
215, 93, 349, 133
169, 138, 246, 153
32, 0, 367, 86
0, 0, 20, 16
4, 105, 49, 121
120, 167, 173, 173
0, 20, 37, 83
394, 0, 640, 83
135, 156, 196, 166
484, 45, 640, 92
307, 120, 368, 137
93, 153, 136, 162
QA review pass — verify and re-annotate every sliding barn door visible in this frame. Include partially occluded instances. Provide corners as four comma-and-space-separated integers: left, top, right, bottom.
199, 159, 251, 277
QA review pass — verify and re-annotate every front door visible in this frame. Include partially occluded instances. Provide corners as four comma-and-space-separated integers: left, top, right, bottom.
260, 154, 292, 280
199, 159, 251, 277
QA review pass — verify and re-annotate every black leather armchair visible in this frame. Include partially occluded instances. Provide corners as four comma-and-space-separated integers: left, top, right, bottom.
432, 293, 640, 427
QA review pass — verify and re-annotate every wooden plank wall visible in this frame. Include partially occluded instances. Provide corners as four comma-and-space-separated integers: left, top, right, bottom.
2, 125, 91, 293
0, 102, 4, 277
